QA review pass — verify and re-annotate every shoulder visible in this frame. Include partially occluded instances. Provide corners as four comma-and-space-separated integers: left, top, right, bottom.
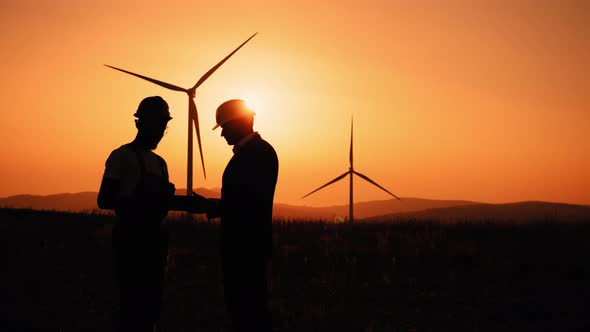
149, 150, 168, 168
107, 144, 131, 162
103, 144, 136, 177
105, 144, 140, 169
246, 136, 278, 173
250, 136, 277, 160
112, 143, 135, 155
261, 139, 278, 167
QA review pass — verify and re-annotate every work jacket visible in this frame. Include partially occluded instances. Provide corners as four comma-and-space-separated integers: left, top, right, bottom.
99, 142, 174, 227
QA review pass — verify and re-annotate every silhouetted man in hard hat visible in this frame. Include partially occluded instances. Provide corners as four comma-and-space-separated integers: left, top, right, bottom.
98, 96, 207, 332
207, 99, 279, 332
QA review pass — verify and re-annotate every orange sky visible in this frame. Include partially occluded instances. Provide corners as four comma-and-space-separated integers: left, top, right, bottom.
1, 0, 588, 206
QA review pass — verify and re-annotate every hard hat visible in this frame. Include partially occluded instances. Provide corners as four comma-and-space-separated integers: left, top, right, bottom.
134, 96, 172, 122
212, 99, 255, 130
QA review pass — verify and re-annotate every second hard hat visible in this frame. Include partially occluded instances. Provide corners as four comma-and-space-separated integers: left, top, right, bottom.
212, 99, 256, 130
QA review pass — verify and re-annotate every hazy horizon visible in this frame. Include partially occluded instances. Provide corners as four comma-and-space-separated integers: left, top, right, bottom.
2, 189, 589, 209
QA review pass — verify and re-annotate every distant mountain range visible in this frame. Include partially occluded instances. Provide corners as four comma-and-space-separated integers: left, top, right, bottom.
0, 189, 222, 213
1, 190, 589, 222
273, 197, 479, 220
366, 201, 590, 223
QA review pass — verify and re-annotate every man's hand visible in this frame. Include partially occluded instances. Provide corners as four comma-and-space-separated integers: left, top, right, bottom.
188, 193, 213, 214
163, 182, 176, 198
169, 193, 215, 214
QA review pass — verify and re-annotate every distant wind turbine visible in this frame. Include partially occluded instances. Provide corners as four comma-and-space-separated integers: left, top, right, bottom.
105, 32, 257, 196
302, 117, 400, 223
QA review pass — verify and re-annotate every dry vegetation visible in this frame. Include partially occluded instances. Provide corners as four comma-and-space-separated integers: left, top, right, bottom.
1, 208, 589, 331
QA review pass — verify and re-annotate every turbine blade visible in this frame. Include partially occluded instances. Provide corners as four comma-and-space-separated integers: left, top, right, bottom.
353, 170, 400, 200
349, 116, 353, 168
192, 32, 258, 90
189, 98, 206, 179
302, 171, 349, 198
104, 65, 187, 92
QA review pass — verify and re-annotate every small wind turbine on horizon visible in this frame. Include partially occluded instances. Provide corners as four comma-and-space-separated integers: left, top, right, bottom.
105, 33, 257, 196
302, 117, 400, 224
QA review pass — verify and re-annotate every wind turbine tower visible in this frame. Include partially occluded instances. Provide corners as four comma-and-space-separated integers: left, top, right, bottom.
303, 118, 400, 223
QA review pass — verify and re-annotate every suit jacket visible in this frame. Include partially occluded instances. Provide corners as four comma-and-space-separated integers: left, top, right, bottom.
220, 133, 278, 259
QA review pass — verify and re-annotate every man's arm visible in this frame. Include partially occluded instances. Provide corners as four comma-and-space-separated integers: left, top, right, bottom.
97, 178, 122, 210
169, 193, 216, 213
98, 177, 178, 213
97, 177, 140, 211
97, 149, 125, 211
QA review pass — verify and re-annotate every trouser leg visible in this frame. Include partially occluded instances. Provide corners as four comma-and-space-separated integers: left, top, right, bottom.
222, 256, 271, 332
113, 226, 169, 332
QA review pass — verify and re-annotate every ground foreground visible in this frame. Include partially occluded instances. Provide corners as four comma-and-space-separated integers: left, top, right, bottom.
1, 208, 589, 331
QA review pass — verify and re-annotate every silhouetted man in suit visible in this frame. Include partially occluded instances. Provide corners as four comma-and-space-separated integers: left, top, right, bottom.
97, 96, 181, 332
207, 99, 279, 332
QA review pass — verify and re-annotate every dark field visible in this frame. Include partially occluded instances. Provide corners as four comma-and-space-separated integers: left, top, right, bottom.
1, 208, 589, 331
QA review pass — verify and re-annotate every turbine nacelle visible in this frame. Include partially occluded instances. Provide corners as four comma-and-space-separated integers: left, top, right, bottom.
187, 88, 196, 99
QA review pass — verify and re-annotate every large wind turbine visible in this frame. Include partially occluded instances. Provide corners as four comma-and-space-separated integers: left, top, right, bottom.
303, 118, 400, 223
105, 33, 257, 196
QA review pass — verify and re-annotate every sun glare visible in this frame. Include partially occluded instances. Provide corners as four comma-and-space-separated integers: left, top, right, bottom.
230, 86, 284, 136
242, 94, 264, 115
237, 92, 271, 130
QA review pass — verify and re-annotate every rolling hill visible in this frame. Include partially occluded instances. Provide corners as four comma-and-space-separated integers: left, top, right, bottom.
1, 191, 588, 222
0, 190, 477, 219
366, 201, 590, 223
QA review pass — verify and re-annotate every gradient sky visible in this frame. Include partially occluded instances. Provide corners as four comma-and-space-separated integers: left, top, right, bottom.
1, 0, 588, 206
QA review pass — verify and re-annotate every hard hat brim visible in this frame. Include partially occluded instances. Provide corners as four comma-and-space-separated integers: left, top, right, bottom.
212, 112, 255, 130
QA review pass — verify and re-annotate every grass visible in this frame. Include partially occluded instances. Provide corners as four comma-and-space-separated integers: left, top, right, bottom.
1, 208, 589, 331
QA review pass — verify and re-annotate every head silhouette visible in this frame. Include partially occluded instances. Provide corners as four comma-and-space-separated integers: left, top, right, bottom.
213, 99, 255, 145
221, 117, 254, 145
134, 96, 172, 150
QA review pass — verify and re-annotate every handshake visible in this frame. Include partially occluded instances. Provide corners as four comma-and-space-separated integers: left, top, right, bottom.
169, 193, 220, 218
